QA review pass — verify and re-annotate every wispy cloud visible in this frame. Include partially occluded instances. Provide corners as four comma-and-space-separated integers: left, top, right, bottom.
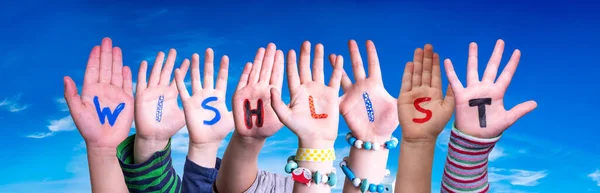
489, 167, 548, 186
0, 94, 29, 112
26, 132, 55, 139
26, 115, 76, 139
56, 98, 69, 112
489, 146, 507, 162
588, 169, 600, 186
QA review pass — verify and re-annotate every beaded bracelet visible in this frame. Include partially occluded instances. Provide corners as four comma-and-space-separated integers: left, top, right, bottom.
345, 132, 399, 150
284, 155, 337, 187
340, 157, 391, 193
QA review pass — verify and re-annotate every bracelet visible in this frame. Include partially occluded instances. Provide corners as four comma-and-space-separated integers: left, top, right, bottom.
295, 148, 336, 162
340, 157, 391, 193
284, 155, 337, 187
345, 132, 398, 150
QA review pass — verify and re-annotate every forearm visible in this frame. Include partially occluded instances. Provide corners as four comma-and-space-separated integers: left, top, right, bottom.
87, 146, 128, 193
395, 140, 436, 193
293, 140, 336, 193
216, 131, 265, 193
188, 142, 219, 168
343, 148, 389, 193
441, 126, 500, 193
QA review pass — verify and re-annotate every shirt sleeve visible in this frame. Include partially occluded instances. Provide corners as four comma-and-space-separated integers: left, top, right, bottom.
441, 125, 501, 193
243, 170, 294, 193
181, 157, 221, 193
117, 134, 182, 193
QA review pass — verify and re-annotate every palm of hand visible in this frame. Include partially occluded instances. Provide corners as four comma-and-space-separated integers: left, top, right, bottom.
398, 86, 449, 140
135, 86, 185, 141
286, 82, 339, 141
77, 83, 134, 147
454, 84, 508, 138
340, 80, 398, 140
184, 90, 233, 144
233, 85, 283, 139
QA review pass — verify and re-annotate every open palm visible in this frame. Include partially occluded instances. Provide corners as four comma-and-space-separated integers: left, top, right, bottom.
444, 40, 537, 138
332, 40, 398, 141
271, 41, 343, 143
174, 49, 234, 145
135, 49, 188, 141
232, 43, 284, 139
63, 37, 134, 148
398, 45, 454, 142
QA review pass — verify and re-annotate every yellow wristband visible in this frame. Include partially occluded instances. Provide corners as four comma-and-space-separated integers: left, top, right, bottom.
295, 148, 336, 162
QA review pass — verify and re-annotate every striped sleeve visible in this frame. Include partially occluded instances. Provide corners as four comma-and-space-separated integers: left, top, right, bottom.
441, 125, 501, 193
117, 135, 182, 193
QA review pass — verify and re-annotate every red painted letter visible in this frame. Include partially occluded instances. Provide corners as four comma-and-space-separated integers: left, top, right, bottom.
309, 96, 328, 119
413, 97, 432, 123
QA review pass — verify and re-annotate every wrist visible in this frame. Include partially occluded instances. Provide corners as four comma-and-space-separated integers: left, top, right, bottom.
232, 131, 266, 146
188, 141, 220, 168
87, 145, 118, 158
298, 139, 335, 149
133, 136, 169, 164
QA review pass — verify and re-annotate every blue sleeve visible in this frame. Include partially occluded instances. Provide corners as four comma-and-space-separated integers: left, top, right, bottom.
182, 157, 222, 193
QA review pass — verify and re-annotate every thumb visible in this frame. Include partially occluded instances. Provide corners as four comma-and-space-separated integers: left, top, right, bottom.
63, 76, 82, 112
270, 88, 292, 125
507, 100, 537, 125
442, 84, 455, 109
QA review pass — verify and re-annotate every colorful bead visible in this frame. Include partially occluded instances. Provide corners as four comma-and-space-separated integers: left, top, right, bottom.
360, 179, 368, 192
354, 140, 363, 148
377, 184, 385, 192
286, 155, 337, 187
346, 133, 352, 141
285, 161, 298, 173
328, 172, 337, 186
369, 184, 377, 192
364, 142, 372, 150
372, 142, 380, 151
348, 137, 357, 146
322, 175, 329, 184
352, 178, 361, 187
313, 171, 321, 184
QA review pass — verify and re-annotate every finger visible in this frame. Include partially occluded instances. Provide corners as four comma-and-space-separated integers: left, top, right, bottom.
431, 53, 443, 89
270, 88, 292, 125
328, 55, 344, 90
312, 43, 325, 84
248, 47, 266, 84
496, 49, 521, 92
215, 55, 230, 92
159, 49, 177, 86
136, 61, 148, 95
171, 59, 190, 89
299, 41, 312, 84
366, 40, 382, 81
466, 42, 480, 86
63, 76, 82, 112
148, 51, 165, 87
443, 59, 465, 92
259, 43, 277, 85
271, 50, 285, 91
99, 37, 113, 84
287, 50, 300, 96
412, 48, 423, 87
174, 68, 191, 100
399, 62, 413, 93
236, 62, 252, 90
122, 66, 133, 97
348, 40, 366, 80
204, 48, 215, 89
328, 53, 352, 92
507, 100, 537, 126
442, 84, 455, 110
83, 46, 100, 86
191, 53, 202, 93
111, 47, 124, 88
422, 44, 433, 87
482, 39, 505, 84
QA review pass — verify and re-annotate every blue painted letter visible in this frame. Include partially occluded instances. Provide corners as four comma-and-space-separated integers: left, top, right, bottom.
94, 96, 125, 127
201, 96, 221, 125
363, 92, 375, 122
156, 95, 164, 122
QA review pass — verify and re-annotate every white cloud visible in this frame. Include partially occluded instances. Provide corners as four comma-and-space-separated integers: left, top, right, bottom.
0, 94, 29, 112
489, 167, 548, 186
48, 115, 76, 132
56, 98, 69, 112
26, 132, 55, 139
489, 146, 507, 162
588, 169, 600, 186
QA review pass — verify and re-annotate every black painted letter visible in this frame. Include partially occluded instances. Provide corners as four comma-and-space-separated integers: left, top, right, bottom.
243, 99, 264, 129
469, 98, 492, 128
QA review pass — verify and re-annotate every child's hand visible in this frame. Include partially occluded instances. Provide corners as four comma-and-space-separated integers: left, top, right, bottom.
444, 40, 537, 138
330, 40, 398, 142
398, 45, 454, 143
63, 37, 134, 149
270, 41, 343, 148
232, 43, 284, 140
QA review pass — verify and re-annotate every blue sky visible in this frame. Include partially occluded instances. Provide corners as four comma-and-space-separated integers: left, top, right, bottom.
0, 0, 599, 192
